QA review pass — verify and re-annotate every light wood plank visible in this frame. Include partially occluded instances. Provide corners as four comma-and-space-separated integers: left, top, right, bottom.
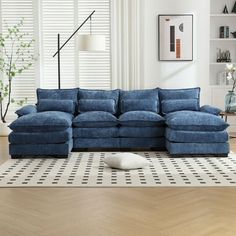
0, 137, 236, 236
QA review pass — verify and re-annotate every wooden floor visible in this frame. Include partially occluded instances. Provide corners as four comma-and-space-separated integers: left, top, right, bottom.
1, 137, 236, 236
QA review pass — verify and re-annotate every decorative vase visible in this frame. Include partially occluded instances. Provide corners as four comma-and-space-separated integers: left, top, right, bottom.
225, 91, 236, 112
0, 122, 11, 136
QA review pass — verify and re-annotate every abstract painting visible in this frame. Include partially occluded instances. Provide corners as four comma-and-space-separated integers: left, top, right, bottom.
158, 14, 193, 61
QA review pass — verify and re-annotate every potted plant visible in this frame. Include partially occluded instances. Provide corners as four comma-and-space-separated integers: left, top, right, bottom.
225, 63, 236, 113
0, 19, 36, 135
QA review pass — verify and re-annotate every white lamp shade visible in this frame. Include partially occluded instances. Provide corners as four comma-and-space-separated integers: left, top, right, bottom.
78, 35, 106, 51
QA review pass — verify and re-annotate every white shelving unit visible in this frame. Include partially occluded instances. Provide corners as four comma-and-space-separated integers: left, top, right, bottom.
210, 0, 236, 87
210, 0, 236, 131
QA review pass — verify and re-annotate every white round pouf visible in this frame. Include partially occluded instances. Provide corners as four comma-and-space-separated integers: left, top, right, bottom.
104, 153, 150, 170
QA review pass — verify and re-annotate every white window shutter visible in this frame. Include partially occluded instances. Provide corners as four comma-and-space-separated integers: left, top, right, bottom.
40, 0, 75, 89
0, 0, 111, 122
0, 0, 36, 121
78, 0, 111, 89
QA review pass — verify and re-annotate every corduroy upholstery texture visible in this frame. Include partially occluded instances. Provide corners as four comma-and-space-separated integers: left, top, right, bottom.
8, 87, 229, 157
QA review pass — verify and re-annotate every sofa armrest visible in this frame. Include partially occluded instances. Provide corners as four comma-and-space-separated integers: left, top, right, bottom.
15, 105, 37, 117
200, 105, 222, 116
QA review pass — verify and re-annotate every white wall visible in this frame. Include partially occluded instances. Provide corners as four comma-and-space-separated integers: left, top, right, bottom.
142, 0, 211, 105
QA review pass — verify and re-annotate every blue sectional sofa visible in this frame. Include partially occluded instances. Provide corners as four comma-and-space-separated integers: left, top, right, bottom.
8, 87, 229, 158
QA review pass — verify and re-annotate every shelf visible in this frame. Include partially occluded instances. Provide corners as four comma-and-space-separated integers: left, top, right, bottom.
210, 85, 232, 88
210, 62, 236, 65
210, 14, 236, 17
210, 38, 236, 41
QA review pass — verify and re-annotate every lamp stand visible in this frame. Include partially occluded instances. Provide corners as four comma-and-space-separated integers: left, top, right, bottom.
53, 10, 96, 89
57, 33, 61, 89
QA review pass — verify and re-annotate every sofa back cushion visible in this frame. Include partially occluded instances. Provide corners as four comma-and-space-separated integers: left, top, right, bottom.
161, 99, 199, 114
37, 99, 75, 114
78, 89, 119, 114
79, 99, 116, 114
120, 89, 159, 113
159, 87, 200, 114
37, 88, 78, 114
120, 99, 158, 113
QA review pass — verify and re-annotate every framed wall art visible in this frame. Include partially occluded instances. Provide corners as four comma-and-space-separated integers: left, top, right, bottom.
158, 14, 193, 61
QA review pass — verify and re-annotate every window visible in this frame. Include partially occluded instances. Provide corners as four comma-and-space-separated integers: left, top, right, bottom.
0, 0, 111, 120
0, 0, 36, 120
40, 0, 111, 89
77, 0, 111, 89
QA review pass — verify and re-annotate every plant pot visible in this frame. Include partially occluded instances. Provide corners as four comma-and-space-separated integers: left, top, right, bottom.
0, 122, 11, 136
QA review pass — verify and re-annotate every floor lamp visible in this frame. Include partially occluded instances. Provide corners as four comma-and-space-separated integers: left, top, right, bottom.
53, 10, 106, 89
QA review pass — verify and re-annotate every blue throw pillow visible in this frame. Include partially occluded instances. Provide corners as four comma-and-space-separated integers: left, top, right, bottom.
15, 105, 37, 117
120, 99, 158, 113
78, 99, 116, 114
37, 99, 75, 114
162, 99, 199, 114
200, 105, 222, 116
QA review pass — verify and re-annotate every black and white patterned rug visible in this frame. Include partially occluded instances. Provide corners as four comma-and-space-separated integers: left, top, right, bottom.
0, 152, 236, 187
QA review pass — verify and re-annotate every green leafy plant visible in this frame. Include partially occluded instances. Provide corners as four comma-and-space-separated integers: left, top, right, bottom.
0, 19, 36, 123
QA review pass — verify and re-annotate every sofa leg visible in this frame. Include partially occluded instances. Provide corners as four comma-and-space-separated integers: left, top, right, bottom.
11, 155, 22, 159
214, 153, 228, 157
11, 155, 69, 159
168, 153, 228, 158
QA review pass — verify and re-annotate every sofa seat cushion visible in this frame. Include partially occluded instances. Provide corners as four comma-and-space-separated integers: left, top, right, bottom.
73, 111, 118, 128
165, 111, 229, 131
165, 128, 228, 143
119, 127, 165, 137
120, 89, 160, 113
73, 127, 118, 138
9, 111, 73, 132
9, 128, 72, 144
119, 111, 165, 127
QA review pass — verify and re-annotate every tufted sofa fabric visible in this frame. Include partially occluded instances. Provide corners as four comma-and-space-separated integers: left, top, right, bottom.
8, 87, 229, 158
